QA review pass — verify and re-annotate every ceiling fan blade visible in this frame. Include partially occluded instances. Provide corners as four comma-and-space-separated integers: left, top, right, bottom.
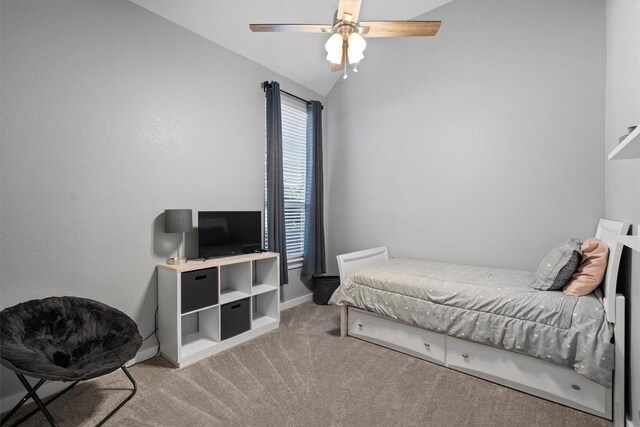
337, 0, 362, 23
360, 21, 442, 37
249, 24, 332, 33
331, 62, 343, 72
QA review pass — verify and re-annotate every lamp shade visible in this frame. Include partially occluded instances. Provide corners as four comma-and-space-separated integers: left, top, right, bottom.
164, 209, 192, 233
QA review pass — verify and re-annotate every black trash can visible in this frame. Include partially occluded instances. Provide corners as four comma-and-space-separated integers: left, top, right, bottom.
312, 275, 340, 305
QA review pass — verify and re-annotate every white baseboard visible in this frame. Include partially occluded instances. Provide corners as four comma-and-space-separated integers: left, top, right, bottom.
126, 344, 159, 366
280, 293, 313, 311
0, 380, 68, 415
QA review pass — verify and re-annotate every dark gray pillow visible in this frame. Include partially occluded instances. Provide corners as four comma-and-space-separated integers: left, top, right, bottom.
535, 239, 582, 291
548, 250, 582, 290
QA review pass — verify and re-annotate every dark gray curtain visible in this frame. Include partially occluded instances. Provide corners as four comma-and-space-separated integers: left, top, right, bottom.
264, 81, 288, 285
301, 100, 326, 278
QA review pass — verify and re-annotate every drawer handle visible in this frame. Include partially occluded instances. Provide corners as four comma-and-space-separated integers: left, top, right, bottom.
461, 353, 469, 359
424, 343, 430, 348
571, 384, 581, 391
195, 275, 206, 280
358, 323, 363, 329
231, 304, 241, 309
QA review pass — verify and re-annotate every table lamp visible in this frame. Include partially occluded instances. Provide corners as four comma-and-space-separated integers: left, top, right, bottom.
165, 209, 192, 265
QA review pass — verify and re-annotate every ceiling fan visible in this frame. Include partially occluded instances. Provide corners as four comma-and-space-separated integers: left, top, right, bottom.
250, 0, 441, 79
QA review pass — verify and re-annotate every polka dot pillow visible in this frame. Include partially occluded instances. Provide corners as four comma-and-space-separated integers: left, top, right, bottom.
535, 239, 582, 291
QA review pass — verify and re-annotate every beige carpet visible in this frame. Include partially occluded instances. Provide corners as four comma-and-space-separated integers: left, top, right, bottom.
11, 303, 610, 427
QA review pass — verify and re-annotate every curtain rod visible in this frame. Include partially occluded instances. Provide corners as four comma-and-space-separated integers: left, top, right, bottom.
261, 81, 323, 110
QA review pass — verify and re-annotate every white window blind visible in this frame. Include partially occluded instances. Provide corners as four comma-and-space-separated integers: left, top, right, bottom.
265, 93, 308, 268
281, 94, 308, 266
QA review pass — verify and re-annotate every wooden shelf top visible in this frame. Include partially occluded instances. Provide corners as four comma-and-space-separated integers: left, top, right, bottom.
158, 252, 279, 273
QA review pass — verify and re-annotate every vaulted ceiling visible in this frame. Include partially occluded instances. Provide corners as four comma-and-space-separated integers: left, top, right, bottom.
131, 0, 452, 96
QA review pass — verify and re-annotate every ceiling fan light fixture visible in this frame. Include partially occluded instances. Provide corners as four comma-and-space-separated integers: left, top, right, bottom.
347, 45, 364, 64
347, 32, 366, 64
250, 0, 443, 77
325, 33, 344, 64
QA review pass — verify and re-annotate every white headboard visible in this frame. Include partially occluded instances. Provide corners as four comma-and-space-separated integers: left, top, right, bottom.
595, 219, 629, 323
337, 246, 389, 283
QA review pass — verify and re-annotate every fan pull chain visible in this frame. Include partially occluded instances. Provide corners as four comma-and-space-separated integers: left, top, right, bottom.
343, 62, 348, 79
353, 63, 358, 73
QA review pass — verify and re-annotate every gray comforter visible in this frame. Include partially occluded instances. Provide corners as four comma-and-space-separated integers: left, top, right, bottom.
329, 258, 613, 387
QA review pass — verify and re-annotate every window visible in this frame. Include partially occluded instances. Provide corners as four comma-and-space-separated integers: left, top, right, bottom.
265, 93, 308, 268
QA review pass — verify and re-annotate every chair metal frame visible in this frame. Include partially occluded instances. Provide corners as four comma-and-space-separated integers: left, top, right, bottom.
0, 366, 137, 427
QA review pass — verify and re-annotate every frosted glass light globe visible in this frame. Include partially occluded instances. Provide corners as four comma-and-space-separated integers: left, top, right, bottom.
347, 47, 364, 64
347, 32, 366, 64
325, 33, 344, 64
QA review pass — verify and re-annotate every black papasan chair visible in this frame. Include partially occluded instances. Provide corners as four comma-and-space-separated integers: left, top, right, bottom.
0, 297, 142, 426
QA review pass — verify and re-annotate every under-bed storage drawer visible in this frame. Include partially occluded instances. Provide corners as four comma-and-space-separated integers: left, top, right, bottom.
446, 337, 610, 418
348, 308, 445, 364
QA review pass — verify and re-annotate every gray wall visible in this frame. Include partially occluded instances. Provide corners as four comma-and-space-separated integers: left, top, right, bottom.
325, 0, 606, 274
605, 1, 640, 424
0, 0, 322, 405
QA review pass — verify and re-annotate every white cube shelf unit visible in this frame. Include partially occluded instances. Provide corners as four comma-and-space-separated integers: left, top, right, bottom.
158, 252, 280, 367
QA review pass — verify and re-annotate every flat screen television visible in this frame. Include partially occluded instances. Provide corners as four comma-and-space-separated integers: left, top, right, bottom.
198, 211, 262, 259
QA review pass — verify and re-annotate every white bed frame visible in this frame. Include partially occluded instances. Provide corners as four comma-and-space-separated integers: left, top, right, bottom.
337, 219, 629, 426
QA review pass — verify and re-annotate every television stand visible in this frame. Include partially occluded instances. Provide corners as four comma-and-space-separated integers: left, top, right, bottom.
158, 252, 280, 368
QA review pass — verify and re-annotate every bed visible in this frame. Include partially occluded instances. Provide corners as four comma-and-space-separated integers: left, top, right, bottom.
330, 219, 628, 426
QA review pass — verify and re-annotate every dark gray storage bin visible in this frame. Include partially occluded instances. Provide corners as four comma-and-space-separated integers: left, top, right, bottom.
181, 267, 218, 314
221, 298, 251, 340
313, 275, 340, 305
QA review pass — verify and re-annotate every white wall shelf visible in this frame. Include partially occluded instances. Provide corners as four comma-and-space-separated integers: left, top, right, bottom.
158, 252, 280, 368
620, 233, 640, 252
608, 126, 640, 160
